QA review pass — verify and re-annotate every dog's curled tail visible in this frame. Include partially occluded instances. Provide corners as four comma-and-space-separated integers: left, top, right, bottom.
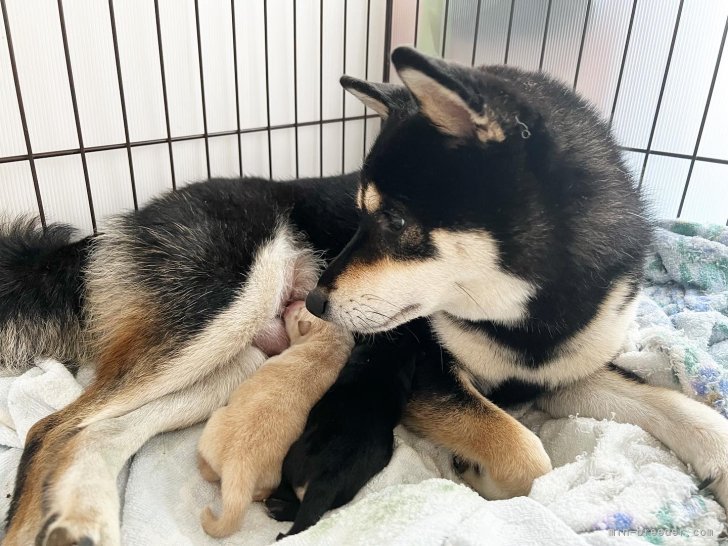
0, 217, 94, 373
201, 471, 255, 538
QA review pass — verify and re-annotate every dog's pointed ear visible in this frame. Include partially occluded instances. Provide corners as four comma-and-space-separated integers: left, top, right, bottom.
298, 320, 312, 337
340, 76, 404, 119
391, 46, 504, 143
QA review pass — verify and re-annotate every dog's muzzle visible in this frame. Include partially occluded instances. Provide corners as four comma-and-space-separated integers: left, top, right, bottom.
305, 287, 329, 318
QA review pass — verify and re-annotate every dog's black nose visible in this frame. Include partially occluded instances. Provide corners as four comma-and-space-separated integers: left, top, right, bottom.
306, 287, 329, 318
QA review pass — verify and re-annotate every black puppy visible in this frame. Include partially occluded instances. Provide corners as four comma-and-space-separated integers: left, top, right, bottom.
265, 324, 422, 539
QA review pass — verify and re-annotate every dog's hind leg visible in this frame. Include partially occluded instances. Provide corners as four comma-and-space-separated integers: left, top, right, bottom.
4, 347, 267, 546
537, 367, 728, 508
6, 230, 308, 543
80, 225, 319, 427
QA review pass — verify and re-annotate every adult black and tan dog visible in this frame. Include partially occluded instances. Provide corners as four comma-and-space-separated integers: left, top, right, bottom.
2, 47, 727, 545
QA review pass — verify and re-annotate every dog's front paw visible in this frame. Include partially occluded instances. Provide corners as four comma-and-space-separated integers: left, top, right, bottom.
457, 428, 552, 499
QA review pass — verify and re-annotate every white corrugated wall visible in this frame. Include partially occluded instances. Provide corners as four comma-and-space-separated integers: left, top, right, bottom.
1, 0, 726, 231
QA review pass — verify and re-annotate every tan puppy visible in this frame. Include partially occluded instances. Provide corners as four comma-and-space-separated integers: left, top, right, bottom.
197, 301, 354, 538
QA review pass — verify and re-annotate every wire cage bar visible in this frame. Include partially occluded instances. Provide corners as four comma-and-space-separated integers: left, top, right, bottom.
0, 0, 726, 232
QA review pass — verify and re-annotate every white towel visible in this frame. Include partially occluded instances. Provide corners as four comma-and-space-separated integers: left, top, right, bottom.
0, 360, 725, 544
278, 479, 587, 546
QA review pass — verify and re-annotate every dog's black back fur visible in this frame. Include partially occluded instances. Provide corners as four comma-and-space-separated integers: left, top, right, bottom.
265, 324, 420, 538
112, 174, 360, 339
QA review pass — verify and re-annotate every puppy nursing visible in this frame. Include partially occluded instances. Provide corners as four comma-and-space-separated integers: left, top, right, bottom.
196, 301, 354, 538
266, 326, 419, 539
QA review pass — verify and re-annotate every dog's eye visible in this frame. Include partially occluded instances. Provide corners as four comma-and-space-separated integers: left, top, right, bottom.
383, 212, 406, 232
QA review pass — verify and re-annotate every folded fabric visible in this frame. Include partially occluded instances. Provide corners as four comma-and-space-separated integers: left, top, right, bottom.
278, 479, 588, 546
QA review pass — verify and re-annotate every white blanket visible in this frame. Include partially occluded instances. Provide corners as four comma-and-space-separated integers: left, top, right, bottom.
0, 357, 724, 545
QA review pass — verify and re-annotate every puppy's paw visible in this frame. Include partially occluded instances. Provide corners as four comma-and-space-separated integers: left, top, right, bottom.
265, 498, 298, 522
276, 531, 289, 541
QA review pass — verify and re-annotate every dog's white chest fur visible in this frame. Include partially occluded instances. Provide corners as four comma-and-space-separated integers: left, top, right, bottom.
432, 278, 639, 390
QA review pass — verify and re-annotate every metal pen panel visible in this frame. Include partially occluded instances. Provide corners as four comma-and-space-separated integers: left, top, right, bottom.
1, 0, 725, 228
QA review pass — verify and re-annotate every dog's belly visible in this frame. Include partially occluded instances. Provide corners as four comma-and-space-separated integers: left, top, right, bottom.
250, 246, 323, 357
253, 319, 289, 356
433, 279, 639, 391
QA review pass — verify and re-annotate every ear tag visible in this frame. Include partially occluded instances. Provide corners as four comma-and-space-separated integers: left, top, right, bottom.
514, 115, 531, 140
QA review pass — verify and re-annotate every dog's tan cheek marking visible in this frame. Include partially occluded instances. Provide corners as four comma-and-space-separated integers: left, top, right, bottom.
333, 223, 430, 290
333, 256, 394, 290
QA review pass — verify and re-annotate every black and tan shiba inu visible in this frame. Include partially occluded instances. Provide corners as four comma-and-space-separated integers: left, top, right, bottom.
2, 47, 728, 545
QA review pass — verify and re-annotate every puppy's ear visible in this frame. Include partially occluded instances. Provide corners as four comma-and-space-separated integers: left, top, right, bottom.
391, 46, 504, 143
340, 76, 406, 119
298, 320, 312, 337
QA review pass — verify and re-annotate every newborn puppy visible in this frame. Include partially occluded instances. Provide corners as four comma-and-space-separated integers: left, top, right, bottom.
265, 325, 420, 539
197, 301, 354, 538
